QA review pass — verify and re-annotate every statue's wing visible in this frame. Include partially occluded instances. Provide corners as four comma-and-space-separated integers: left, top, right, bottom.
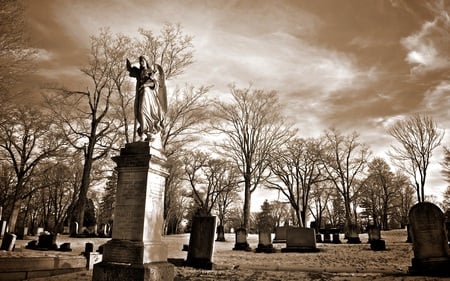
156, 64, 168, 113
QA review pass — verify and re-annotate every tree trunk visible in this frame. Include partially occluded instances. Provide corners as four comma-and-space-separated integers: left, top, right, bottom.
7, 199, 21, 233
74, 151, 93, 233
243, 176, 252, 230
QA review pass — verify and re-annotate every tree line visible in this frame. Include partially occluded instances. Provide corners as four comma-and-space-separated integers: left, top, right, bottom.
0, 2, 448, 236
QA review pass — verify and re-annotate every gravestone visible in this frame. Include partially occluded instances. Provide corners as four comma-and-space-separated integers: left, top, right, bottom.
233, 228, 251, 251
70, 222, 78, 237
315, 233, 322, 243
16, 226, 28, 240
408, 202, 450, 276
273, 226, 288, 243
256, 231, 275, 253
0, 221, 7, 238
367, 225, 381, 242
0, 233, 16, 251
323, 233, 331, 243
93, 142, 174, 281
216, 225, 225, 242
332, 233, 341, 244
36, 227, 44, 235
85, 242, 94, 256
59, 242, 72, 252
346, 224, 361, 244
281, 227, 318, 252
185, 216, 216, 269
38, 233, 58, 250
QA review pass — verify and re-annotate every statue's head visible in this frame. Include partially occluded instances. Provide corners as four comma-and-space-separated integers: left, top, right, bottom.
139, 55, 150, 68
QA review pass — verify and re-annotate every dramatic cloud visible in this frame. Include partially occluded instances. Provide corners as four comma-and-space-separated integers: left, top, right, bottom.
24, 0, 450, 201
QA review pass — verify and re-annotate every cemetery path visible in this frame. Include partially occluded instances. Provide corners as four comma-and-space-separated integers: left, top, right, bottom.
3, 229, 450, 280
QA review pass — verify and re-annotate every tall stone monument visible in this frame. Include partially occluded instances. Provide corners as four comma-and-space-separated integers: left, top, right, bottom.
92, 142, 174, 281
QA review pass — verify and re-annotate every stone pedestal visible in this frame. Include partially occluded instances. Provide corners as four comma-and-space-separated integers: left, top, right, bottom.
93, 142, 174, 281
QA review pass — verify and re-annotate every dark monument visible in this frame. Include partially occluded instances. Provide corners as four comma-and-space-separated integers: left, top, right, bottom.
92, 142, 174, 281
281, 227, 319, 252
185, 216, 217, 269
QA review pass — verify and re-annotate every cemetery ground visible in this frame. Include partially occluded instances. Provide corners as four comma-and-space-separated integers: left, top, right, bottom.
2, 228, 450, 281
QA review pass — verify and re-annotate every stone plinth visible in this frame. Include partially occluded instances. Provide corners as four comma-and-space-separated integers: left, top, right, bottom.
93, 142, 173, 281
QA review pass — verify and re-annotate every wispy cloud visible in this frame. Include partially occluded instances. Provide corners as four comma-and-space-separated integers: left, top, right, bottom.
401, 1, 450, 75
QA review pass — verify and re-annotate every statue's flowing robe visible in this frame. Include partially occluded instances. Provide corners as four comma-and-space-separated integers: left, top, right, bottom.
127, 63, 167, 138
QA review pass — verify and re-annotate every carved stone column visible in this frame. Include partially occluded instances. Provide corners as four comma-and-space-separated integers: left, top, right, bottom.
93, 142, 174, 281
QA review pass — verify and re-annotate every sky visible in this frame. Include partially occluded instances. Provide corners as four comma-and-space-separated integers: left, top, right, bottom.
23, 0, 450, 208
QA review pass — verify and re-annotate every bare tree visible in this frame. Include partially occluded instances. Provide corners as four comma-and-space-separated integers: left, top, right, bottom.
442, 146, 450, 190
160, 85, 211, 233
388, 114, 444, 203
359, 157, 398, 229
0, 104, 66, 232
267, 137, 325, 227
46, 29, 126, 232
321, 129, 370, 227
136, 23, 194, 80
181, 150, 237, 216
212, 85, 293, 230
0, 0, 37, 102
309, 181, 333, 230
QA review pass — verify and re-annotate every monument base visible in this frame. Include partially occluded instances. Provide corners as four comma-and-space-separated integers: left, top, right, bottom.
92, 261, 174, 281
369, 239, 386, 251
255, 244, 276, 253
233, 242, 251, 251
409, 257, 450, 276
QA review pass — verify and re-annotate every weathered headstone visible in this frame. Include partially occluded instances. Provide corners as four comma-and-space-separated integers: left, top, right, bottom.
256, 231, 275, 253
216, 225, 225, 242
0, 221, 7, 238
408, 202, 450, 276
93, 142, 174, 281
59, 242, 72, 252
185, 216, 217, 269
0, 233, 16, 251
272, 226, 288, 243
323, 233, 331, 243
367, 225, 381, 242
85, 242, 94, 255
346, 224, 361, 244
315, 233, 322, 243
36, 227, 44, 235
70, 222, 78, 237
16, 226, 28, 240
233, 228, 251, 251
281, 227, 318, 252
38, 233, 58, 250
332, 233, 341, 244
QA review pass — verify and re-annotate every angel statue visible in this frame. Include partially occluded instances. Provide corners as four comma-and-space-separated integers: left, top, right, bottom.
126, 55, 167, 143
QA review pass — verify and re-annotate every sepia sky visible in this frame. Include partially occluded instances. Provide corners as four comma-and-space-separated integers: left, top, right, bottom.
24, 0, 450, 204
